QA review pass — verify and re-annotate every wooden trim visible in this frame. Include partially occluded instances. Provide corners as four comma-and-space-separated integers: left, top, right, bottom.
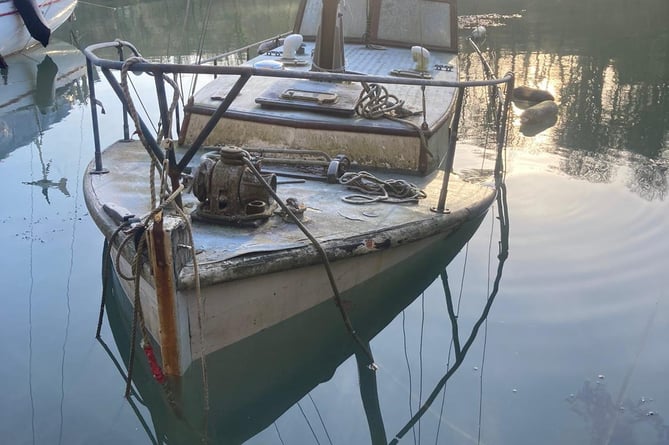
370, 0, 382, 41
450, 0, 458, 53
147, 211, 181, 377
293, 0, 308, 34
185, 105, 437, 138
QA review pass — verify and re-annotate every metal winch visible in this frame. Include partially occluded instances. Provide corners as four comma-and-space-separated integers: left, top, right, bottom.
192, 146, 277, 224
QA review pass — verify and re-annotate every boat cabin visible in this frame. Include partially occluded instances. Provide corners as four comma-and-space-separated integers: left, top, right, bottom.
296, 0, 457, 52
182, 0, 459, 175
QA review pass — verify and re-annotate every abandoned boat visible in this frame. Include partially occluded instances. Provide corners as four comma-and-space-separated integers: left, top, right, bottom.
83, 0, 514, 376
98, 183, 508, 443
0, 0, 78, 66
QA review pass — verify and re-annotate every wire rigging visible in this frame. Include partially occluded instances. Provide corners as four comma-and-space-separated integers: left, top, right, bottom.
188, 0, 215, 99
418, 293, 426, 444
309, 393, 334, 445
28, 140, 36, 445
297, 401, 322, 445
58, 101, 85, 445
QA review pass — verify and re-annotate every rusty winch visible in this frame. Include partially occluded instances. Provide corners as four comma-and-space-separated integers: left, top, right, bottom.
192, 146, 277, 224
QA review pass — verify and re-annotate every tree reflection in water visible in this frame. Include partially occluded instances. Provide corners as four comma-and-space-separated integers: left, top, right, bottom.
457, 0, 669, 201
568, 378, 669, 445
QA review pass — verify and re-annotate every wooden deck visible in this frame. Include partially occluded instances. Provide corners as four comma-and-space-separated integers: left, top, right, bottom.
189, 43, 458, 133
85, 140, 494, 283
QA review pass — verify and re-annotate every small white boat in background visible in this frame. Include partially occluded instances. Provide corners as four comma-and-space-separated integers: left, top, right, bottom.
83, 0, 514, 377
0, 0, 78, 65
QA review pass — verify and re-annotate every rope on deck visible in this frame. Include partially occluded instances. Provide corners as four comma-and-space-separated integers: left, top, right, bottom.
338, 171, 427, 204
355, 82, 433, 159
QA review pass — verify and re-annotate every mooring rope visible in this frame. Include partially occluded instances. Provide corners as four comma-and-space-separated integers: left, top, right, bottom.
116, 149, 210, 443
120, 57, 181, 154
338, 171, 427, 204
125, 233, 147, 398
97, 225, 131, 337
120, 56, 182, 207
118, 53, 210, 441
240, 154, 377, 369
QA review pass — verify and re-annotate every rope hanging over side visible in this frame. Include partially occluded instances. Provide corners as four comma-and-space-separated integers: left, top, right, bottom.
339, 171, 427, 204
120, 56, 181, 207
238, 153, 378, 370
108, 149, 210, 440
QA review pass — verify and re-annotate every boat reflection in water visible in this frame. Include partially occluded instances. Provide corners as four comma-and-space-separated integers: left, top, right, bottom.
98, 175, 510, 444
1, 40, 87, 201
1, 40, 88, 154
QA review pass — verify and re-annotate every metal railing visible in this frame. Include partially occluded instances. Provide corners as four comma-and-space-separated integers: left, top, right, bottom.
84, 40, 514, 211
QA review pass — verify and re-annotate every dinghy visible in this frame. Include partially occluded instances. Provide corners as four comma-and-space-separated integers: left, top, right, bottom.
83, 0, 514, 376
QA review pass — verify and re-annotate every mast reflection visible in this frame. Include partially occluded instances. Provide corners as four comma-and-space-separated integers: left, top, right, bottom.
457, 2, 668, 200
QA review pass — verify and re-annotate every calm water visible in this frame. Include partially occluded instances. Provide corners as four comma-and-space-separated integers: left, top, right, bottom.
1, 1, 668, 444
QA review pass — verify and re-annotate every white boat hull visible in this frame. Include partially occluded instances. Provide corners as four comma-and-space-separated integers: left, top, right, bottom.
110, 215, 484, 373
0, 0, 77, 57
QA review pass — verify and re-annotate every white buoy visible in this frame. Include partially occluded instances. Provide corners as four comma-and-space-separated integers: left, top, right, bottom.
411, 46, 430, 72
282, 34, 303, 59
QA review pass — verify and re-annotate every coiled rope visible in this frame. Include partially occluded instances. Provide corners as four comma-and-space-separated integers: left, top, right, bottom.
355, 82, 432, 159
339, 171, 427, 204
355, 83, 407, 119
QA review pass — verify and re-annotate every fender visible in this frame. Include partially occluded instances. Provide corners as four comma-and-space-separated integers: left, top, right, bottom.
12, 0, 51, 47
512, 86, 555, 106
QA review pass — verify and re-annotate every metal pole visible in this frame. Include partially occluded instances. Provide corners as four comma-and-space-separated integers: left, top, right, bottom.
495, 74, 514, 177
117, 46, 130, 141
176, 73, 251, 172
432, 86, 465, 213
154, 74, 172, 141
86, 59, 108, 174
100, 68, 165, 164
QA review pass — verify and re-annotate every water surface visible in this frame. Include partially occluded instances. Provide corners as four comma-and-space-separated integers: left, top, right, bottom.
0, 1, 667, 444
